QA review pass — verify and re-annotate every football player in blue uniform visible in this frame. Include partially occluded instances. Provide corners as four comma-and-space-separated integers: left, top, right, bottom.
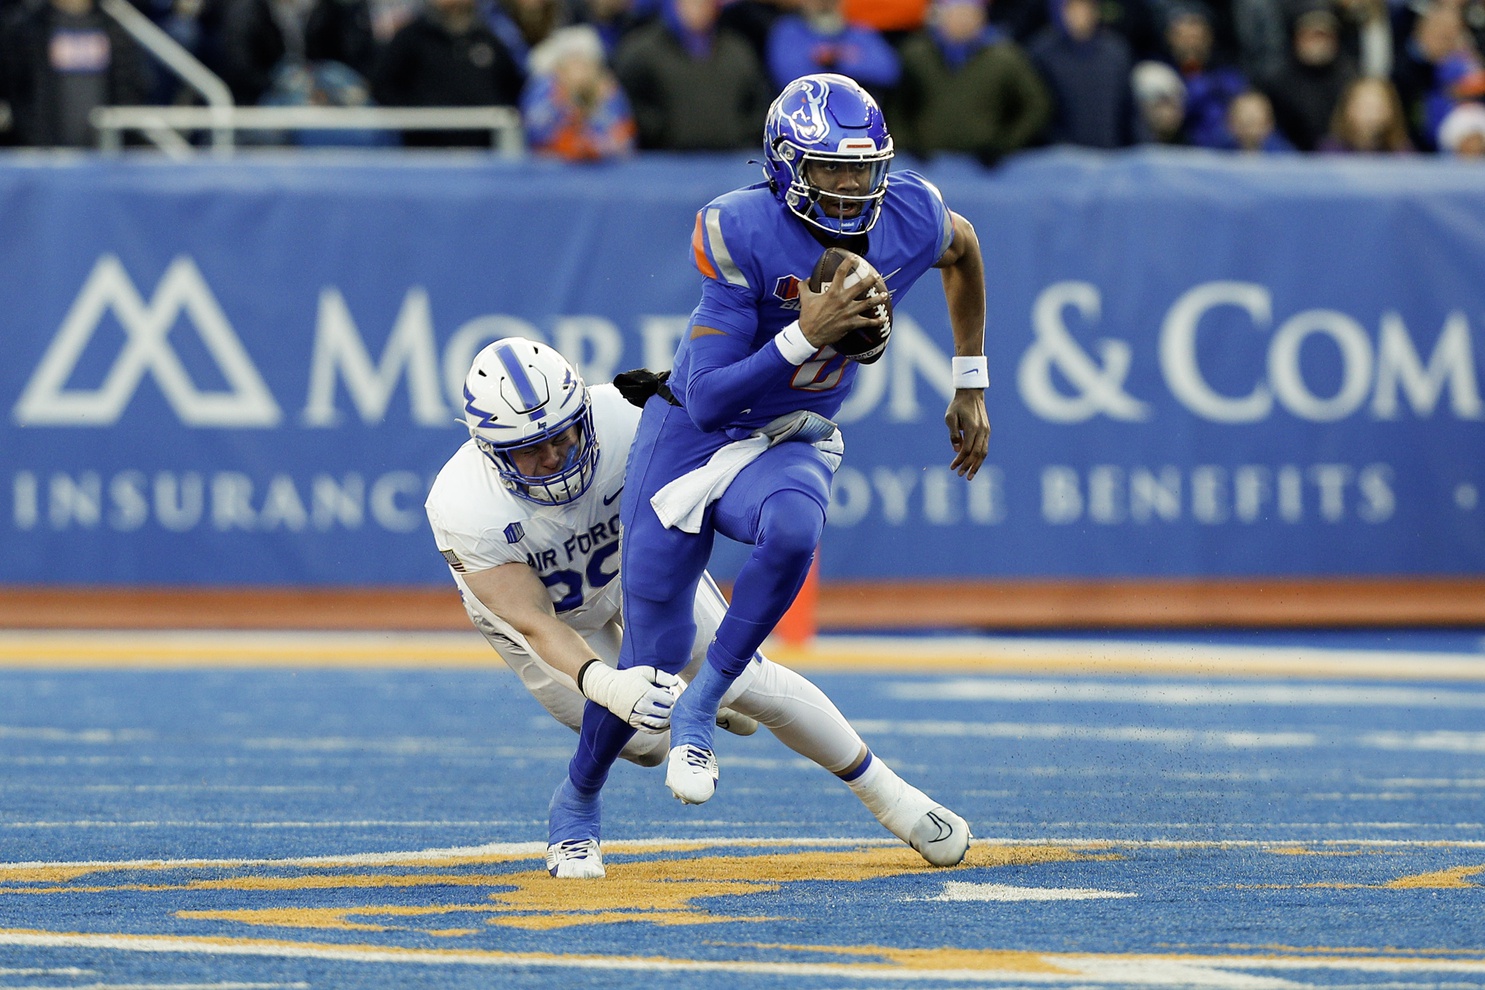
552, 72, 989, 867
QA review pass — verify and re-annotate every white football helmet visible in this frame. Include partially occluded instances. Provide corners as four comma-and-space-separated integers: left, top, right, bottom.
461, 338, 598, 505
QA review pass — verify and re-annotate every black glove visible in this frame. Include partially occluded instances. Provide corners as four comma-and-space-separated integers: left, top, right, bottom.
612, 368, 679, 408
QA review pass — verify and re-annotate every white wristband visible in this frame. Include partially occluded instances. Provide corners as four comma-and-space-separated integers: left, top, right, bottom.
774, 320, 817, 366
952, 355, 988, 389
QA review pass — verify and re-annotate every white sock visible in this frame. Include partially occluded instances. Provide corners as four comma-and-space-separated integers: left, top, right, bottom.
844, 753, 938, 843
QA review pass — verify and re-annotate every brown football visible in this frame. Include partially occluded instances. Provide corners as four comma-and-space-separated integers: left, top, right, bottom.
806, 247, 892, 364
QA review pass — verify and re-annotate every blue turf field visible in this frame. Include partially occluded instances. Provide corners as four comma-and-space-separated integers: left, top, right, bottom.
0, 631, 1482, 988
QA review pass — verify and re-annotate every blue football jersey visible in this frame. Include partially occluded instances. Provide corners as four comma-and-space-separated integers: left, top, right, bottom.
670, 170, 955, 433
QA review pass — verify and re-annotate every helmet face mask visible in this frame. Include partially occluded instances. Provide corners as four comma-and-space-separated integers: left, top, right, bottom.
461, 339, 598, 506
764, 73, 894, 236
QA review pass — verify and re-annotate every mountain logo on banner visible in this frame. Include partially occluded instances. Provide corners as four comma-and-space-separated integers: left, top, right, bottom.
12, 255, 281, 427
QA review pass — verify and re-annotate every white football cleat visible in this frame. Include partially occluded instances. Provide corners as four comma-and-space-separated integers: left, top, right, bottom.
715, 707, 758, 736
666, 744, 719, 804
546, 838, 605, 878
908, 806, 972, 867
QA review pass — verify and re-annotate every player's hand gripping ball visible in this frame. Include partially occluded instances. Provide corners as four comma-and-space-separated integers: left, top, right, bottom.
807, 247, 892, 364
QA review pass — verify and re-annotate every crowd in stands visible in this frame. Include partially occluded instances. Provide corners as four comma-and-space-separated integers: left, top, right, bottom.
1, 0, 1484, 157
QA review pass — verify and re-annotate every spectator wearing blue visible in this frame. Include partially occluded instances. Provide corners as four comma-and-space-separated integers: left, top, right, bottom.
1162, 0, 1248, 147
1027, 0, 1135, 147
1423, 48, 1485, 146
1218, 87, 1295, 149
521, 24, 638, 158
765, 0, 900, 100
613, 0, 771, 149
1391, 0, 1461, 149
893, 0, 1052, 164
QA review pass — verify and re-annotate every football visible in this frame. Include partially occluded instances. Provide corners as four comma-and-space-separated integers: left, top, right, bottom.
806, 247, 892, 364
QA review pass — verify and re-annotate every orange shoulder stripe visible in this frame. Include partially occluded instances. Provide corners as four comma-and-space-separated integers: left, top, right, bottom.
691, 213, 718, 280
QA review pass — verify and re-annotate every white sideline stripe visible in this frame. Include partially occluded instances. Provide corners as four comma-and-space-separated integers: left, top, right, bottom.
929, 882, 1137, 902
0, 726, 154, 744
2, 631, 1484, 680
1362, 731, 1485, 753
888, 679, 1485, 708
8, 835, 1485, 873
854, 719, 1319, 748
2, 933, 1484, 988
787, 635, 1485, 681
856, 720, 1485, 753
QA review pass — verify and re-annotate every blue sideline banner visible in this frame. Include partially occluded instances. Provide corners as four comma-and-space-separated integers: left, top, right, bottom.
2, 150, 1483, 585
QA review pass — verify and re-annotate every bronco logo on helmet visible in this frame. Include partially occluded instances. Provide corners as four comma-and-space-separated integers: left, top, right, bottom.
785, 78, 832, 143
763, 73, 895, 237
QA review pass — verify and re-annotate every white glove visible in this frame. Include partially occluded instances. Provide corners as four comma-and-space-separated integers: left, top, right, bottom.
578, 660, 680, 733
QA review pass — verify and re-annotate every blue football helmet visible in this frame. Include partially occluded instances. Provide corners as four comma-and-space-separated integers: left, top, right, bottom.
763, 73, 894, 236
461, 338, 598, 506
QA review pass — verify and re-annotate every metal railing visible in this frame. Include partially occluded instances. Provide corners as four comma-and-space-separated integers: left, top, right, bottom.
93, 0, 525, 157
92, 105, 526, 158
97, 0, 235, 152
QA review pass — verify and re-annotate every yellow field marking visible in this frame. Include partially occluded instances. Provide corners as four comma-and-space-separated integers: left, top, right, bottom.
1235, 861, 1485, 891
0, 632, 497, 668
1383, 864, 1485, 888
2, 630, 1482, 679
2, 840, 1484, 983
3, 843, 1100, 942
0, 866, 105, 883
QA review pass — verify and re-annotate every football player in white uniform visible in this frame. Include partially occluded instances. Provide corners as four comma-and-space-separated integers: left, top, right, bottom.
426, 338, 971, 878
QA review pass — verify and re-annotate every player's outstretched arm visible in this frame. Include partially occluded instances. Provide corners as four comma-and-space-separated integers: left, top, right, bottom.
462, 562, 678, 732
935, 211, 991, 480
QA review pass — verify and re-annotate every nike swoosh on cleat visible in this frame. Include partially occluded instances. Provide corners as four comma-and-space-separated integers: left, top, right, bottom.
602, 487, 623, 505
924, 811, 954, 843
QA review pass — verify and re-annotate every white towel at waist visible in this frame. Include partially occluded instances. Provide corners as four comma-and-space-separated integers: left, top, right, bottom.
650, 410, 844, 533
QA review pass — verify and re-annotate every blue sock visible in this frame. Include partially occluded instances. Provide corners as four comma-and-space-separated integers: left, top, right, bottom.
671, 642, 744, 750
567, 700, 636, 797
547, 774, 602, 844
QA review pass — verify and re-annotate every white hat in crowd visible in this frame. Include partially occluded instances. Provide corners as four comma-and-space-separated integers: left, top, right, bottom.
1131, 61, 1186, 106
1437, 101, 1485, 155
529, 25, 607, 77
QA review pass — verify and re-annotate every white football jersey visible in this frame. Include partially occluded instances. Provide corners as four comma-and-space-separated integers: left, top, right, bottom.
425, 383, 641, 640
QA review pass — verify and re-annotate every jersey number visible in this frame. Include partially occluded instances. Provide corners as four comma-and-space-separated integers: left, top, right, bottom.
541, 541, 619, 613
791, 352, 846, 391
